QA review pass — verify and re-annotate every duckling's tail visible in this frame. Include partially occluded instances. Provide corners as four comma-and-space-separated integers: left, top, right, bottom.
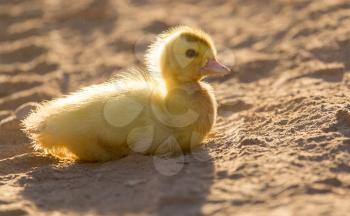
21, 102, 76, 160
21, 103, 45, 137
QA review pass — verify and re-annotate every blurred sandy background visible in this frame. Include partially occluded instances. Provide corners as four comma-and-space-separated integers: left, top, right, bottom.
0, 0, 350, 215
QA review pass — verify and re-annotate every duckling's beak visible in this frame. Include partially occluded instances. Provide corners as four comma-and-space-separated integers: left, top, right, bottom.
200, 59, 231, 76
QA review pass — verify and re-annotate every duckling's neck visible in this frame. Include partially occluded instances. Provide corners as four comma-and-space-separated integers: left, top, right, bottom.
166, 81, 194, 92
165, 80, 202, 93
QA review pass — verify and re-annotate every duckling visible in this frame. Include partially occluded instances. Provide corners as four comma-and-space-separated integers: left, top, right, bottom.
22, 26, 230, 162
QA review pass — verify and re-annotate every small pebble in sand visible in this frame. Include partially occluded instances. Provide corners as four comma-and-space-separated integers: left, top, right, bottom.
125, 179, 146, 187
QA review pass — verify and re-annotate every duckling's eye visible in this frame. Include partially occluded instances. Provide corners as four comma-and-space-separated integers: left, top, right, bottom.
185, 49, 197, 58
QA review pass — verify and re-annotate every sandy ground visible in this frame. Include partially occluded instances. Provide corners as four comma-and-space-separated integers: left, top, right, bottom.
0, 0, 350, 215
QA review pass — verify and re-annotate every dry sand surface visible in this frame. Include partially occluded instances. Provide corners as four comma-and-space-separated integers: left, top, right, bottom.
1, 0, 350, 215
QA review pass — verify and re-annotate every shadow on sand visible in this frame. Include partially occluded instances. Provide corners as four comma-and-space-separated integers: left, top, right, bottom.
17, 150, 214, 216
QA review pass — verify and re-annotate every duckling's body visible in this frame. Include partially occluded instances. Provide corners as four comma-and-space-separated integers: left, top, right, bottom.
23, 26, 230, 161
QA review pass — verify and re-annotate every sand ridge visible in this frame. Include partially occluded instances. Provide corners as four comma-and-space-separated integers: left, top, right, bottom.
0, 0, 350, 215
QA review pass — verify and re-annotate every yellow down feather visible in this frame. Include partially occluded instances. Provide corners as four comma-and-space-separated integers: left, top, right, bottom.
22, 26, 230, 162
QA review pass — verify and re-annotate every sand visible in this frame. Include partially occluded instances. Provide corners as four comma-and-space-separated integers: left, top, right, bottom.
0, 0, 350, 215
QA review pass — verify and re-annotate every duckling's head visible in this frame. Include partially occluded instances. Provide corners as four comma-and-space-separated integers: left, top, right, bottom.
146, 26, 230, 86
